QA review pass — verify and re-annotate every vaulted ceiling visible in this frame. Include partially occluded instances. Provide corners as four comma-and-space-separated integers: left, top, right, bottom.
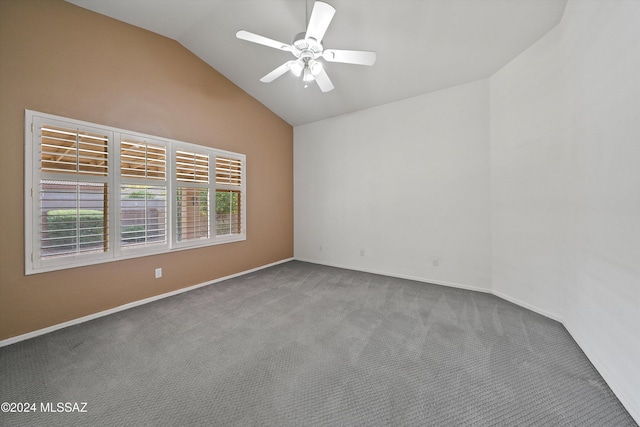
66, 0, 567, 126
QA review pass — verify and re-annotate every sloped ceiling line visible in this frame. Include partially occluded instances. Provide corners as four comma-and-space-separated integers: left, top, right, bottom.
67, 0, 567, 126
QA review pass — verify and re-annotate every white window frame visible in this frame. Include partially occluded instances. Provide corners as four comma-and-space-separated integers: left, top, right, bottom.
25, 110, 246, 275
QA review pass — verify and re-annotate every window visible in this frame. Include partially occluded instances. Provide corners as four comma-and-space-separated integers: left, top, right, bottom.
215, 156, 243, 237
25, 110, 246, 274
35, 123, 111, 268
120, 137, 168, 251
175, 149, 210, 244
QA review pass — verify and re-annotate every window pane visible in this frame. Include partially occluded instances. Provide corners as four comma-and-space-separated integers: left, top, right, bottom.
120, 185, 167, 249
176, 187, 209, 242
215, 190, 241, 236
40, 180, 108, 259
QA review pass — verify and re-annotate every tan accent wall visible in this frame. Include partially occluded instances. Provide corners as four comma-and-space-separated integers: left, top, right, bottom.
0, 0, 293, 341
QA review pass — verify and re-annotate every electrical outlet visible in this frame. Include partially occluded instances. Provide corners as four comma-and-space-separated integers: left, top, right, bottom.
155, 268, 162, 279
360, 249, 365, 256
433, 258, 439, 267
319, 245, 323, 252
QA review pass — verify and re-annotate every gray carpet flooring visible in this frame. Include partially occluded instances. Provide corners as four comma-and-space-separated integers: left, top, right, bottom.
0, 261, 635, 426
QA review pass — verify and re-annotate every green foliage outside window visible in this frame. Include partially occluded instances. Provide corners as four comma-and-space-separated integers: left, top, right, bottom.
45, 209, 105, 252
215, 191, 240, 235
126, 189, 156, 199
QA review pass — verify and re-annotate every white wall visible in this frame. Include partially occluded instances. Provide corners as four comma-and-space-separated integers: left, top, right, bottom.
295, 0, 639, 421
491, 0, 640, 420
295, 80, 491, 291
490, 4, 571, 321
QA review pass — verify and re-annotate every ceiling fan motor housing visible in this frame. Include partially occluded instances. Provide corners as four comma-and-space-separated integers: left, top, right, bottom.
292, 32, 323, 59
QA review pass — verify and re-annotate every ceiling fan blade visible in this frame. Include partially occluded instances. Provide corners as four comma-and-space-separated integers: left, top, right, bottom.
305, 1, 336, 43
314, 68, 334, 93
236, 30, 291, 52
323, 49, 377, 66
260, 62, 292, 83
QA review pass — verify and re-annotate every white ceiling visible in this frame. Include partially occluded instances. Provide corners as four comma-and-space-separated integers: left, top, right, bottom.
66, 0, 567, 126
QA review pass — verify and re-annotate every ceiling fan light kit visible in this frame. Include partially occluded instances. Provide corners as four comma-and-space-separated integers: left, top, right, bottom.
236, 1, 377, 93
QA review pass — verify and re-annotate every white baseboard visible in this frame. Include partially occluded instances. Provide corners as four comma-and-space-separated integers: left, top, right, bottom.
491, 289, 563, 323
563, 318, 640, 424
487, 289, 638, 424
294, 257, 492, 294
0, 257, 293, 348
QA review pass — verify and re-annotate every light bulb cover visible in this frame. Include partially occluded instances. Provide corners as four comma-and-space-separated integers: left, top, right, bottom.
309, 60, 323, 76
302, 66, 315, 82
289, 60, 304, 77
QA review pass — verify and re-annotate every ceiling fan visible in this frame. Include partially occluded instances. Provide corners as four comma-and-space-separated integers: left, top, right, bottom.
236, 1, 376, 92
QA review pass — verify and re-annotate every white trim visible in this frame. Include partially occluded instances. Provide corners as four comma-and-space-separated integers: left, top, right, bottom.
24, 111, 35, 273
26, 234, 248, 275
294, 257, 492, 294
0, 257, 293, 348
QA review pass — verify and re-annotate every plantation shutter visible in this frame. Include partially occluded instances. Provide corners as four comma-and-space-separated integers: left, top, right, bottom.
120, 138, 168, 250
41, 125, 109, 176
26, 110, 247, 274
176, 149, 209, 183
176, 149, 210, 242
120, 140, 166, 180
215, 157, 242, 186
215, 156, 243, 236
38, 123, 110, 260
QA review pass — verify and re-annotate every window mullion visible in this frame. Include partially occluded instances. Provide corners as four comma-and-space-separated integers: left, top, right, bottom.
112, 131, 122, 258
209, 159, 215, 241
166, 146, 173, 249
170, 145, 177, 249
28, 117, 42, 270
